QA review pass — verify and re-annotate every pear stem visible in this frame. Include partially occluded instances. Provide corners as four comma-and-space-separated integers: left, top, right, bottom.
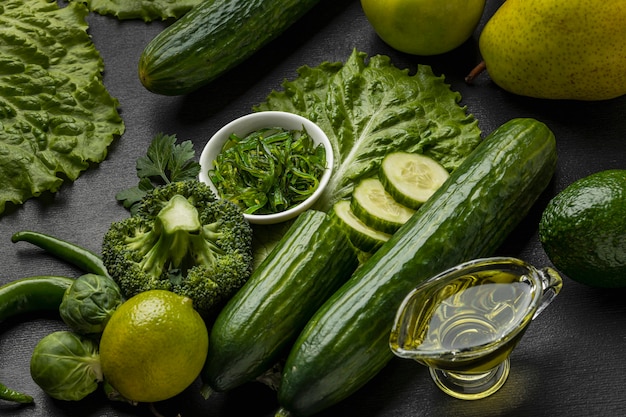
465, 60, 487, 84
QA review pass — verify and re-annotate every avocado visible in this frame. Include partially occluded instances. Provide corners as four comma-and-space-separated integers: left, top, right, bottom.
539, 170, 626, 288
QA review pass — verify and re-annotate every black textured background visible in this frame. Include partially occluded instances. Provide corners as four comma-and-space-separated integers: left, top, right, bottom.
2, 1, 626, 416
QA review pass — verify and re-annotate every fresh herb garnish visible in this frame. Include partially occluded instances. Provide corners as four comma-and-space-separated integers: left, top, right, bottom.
116, 133, 200, 214
209, 127, 326, 215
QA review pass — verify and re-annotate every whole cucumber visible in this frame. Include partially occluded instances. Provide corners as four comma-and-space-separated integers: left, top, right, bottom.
276, 118, 558, 416
139, 0, 321, 95
202, 210, 359, 393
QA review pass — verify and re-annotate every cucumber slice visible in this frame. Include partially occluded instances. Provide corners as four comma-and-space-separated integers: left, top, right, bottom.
379, 152, 450, 210
351, 178, 415, 234
331, 200, 391, 253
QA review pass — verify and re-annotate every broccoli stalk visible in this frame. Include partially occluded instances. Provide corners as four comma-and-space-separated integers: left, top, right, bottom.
135, 195, 216, 280
102, 180, 254, 316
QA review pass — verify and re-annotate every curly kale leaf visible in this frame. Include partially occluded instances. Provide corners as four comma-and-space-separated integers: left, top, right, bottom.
0, 0, 124, 216
68, 0, 203, 21
254, 49, 482, 212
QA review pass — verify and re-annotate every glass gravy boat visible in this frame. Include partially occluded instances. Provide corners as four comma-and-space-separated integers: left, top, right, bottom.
389, 257, 563, 400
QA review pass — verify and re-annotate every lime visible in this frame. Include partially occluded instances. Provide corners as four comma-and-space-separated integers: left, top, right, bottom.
360, 0, 486, 55
99, 290, 209, 403
539, 170, 626, 288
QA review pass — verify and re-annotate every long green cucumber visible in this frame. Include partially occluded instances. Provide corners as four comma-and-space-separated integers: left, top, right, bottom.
139, 0, 321, 95
275, 118, 558, 416
201, 210, 359, 393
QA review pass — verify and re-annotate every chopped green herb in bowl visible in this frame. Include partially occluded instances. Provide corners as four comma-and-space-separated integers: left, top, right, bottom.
199, 111, 333, 224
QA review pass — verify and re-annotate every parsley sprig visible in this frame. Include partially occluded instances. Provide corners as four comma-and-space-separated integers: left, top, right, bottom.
116, 133, 200, 214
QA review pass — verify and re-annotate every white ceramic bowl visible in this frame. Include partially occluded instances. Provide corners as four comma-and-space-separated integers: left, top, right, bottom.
199, 111, 334, 225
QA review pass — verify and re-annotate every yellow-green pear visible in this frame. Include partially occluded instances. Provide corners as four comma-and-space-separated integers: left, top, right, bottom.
475, 0, 626, 100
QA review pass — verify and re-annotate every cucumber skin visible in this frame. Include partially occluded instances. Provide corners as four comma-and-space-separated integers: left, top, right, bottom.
139, 0, 321, 95
201, 210, 359, 392
277, 118, 558, 416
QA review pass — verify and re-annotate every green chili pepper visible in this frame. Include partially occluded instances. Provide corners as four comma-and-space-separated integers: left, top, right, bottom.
0, 275, 75, 404
11, 231, 109, 277
0, 381, 33, 404
0, 275, 74, 323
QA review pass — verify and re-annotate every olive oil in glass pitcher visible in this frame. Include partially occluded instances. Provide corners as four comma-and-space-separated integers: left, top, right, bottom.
390, 257, 562, 400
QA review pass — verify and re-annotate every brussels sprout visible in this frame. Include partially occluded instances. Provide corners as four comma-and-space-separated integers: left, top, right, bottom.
30, 331, 103, 401
59, 273, 124, 334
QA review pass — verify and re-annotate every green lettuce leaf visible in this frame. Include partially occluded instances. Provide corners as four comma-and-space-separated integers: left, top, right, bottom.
254, 50, 482, 212
68, 0, 203, 21
0, 0, 124, 216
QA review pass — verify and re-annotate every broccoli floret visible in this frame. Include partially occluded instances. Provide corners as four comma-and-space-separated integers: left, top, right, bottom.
102, 180, 254, 316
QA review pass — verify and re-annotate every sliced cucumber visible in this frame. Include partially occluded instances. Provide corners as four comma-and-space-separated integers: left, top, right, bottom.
331, 200, 391, 253
379, 152, 450, 210
351, 178, 415, 234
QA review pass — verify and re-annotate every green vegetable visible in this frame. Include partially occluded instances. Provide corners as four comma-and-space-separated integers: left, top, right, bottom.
102, 180, 254, 316
0, 275, 74, 322
11, 231, 109, 277
0, 382, 33, 404
69, 0, 203, 21
30, 331, 103, 401
350, 177, 415, 234
116, 133, 201, 215
276, 118, 558, 416
59, 274, 124, 335
0, 0, 124, 217
201, 210, 359, 394
209, 127, 326, 215
331, 200, 391, 252
0, 275, 74, 403
138, 0, 322, 95
379, 151, 450, 210
255, 50, 482, 212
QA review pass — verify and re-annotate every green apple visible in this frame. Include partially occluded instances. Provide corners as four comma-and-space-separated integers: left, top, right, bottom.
361, 0, 486, 56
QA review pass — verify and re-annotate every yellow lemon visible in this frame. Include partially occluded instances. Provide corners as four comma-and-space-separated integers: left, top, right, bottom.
99, 290, 208, 403
360, 0, 486, 55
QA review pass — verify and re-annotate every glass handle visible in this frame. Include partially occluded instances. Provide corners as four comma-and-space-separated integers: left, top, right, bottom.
533, 267, 563, 319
